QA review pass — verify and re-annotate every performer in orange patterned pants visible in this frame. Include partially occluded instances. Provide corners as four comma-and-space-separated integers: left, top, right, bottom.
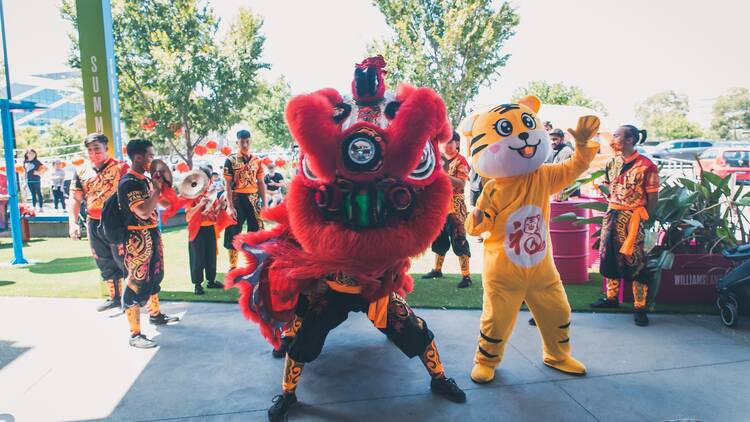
118, 139, 180, 348
590, 125, 660, 327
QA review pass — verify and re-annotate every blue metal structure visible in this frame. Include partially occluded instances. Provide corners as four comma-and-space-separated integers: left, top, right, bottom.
1, 99, 39, 264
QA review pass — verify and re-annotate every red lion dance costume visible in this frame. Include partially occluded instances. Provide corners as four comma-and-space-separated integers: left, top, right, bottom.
226, 56, 467, 420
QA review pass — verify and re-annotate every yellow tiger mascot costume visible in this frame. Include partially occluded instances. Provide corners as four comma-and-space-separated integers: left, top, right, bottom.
463, 95, 600, 383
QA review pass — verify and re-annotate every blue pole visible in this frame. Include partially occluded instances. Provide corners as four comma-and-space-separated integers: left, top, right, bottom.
1, 99, 27, 264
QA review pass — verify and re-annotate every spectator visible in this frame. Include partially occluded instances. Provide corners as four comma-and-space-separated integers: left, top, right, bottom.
546, 128, 574, 164
23, 149, 45, 212
544, 121, 553, 132
264, 163, 285, 207
51, 160, 66, 211
210, 172, 224, 194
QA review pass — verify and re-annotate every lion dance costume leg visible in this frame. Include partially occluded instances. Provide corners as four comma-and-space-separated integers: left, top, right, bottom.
225, 57, 466, 421
461, 96, 600, 383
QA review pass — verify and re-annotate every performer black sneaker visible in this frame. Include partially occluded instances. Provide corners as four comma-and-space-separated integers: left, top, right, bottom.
457, 276, 472, 289
129, 334, 157, 349
194, 284, 205, 295
268, 392, 297, 421
421, 270, 443, 279
528, 317, 536, 326
206, 281, 224, 289
590, 297, 620, 309
149, 313, 180, 325
97, 298, 120, 312
272, 337, 293, 359
634, 309, 649, 327
430, 377, 466, 403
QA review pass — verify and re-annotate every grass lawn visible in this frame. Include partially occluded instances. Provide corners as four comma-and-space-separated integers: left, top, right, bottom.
0, 226, 717, 314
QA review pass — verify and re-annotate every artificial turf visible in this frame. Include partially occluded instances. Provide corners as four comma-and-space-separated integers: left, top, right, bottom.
0, 226, 717, 315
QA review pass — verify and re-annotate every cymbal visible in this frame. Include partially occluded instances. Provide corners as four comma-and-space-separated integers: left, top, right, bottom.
179, 170, 210, 199
149, 159, 173, 187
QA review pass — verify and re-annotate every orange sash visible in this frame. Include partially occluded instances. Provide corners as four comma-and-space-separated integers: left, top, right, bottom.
610, 203, 649, 256
325, 280, 389, 329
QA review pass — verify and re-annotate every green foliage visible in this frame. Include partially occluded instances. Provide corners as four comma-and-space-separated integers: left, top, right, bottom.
636, 91, 703, 140
711, 87, 750, 140
646, 111, 703, 140
368, 0, 519, 126
61, 1, 268, 167
512, 81, 607, 115
247, 77, 293, 150
14, 122, 84, 155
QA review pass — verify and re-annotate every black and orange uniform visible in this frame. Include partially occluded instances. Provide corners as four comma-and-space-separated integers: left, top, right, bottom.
280, 274, 447, 394
118, 170, 165, 337
187, 195, 220, 287
223, 153, 264, 267
430, 153, 471, 276
600, 151, 660, 309
71, 158, 129, 302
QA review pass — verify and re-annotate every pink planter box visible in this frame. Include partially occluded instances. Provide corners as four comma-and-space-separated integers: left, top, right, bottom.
550, 199, 590, 284
615, 254, 734, 305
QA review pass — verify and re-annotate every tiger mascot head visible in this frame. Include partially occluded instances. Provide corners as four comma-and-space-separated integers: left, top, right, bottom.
461, 95, 550, 179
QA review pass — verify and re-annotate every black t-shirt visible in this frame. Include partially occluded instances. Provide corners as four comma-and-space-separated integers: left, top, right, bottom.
117, 171, 157, 228
24, 159, 43, 182
264, 172, 284, 191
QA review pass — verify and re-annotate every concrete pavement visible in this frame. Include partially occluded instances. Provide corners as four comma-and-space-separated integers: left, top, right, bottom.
1, 297, 749, 422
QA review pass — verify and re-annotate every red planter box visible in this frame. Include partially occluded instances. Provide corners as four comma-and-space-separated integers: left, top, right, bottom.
618, 254, 734, 305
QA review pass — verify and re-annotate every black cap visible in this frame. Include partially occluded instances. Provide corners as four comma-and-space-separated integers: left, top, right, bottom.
236, 129, 251, 139
549, 128, 565, 138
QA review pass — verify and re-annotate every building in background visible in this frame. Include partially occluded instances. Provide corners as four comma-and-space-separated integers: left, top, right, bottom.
2, 70, 84, 132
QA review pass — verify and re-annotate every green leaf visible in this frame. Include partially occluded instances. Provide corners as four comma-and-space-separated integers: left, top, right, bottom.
574, 201, 608, 212
573, 216, 604, 225
701, 171, 723, 188
551, 212, 579, 222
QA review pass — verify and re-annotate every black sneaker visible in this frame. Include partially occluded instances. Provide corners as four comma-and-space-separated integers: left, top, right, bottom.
430, 377, 466, 403
206, 281, 224, 289
268, 392, 297, 421
634, 309, 649, 327
457, 276, 472, 289
129, 334, 157, 349
272, 337, 293, 359
97, 298, 120, 312
528, 317, 536, 326
421, 270, 444, 279
590, 297, 620, 309
149, 313, 180, 325
194, 284, 205, 295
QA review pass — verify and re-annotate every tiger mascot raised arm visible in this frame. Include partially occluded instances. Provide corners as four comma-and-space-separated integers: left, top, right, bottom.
225, 56, 466, 421
463, 95, 600, 383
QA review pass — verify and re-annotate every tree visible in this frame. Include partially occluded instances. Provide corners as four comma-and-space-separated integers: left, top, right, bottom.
368, 0, 519, 126
635, 90, 689, 124
711, 87, 750, 140
62, 1, 268, 167
635, 91, 702, 140
646, 111, 703, 140
247, 77, 293, 151
512, 81, 607, 114
41, 121, 86, 155
15, 127, 41, 150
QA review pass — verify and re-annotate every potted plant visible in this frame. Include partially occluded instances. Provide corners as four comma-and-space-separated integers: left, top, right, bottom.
554, 170, 750, 305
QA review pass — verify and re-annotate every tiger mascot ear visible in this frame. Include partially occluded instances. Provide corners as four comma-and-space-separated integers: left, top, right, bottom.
460, 113, 478, 138
518, 95, 541, 113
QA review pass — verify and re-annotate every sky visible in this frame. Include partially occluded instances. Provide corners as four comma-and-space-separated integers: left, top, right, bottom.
4, 0, 750, 129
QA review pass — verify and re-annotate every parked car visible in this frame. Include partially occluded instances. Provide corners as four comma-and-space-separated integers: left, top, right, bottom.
694, 147, 750, 184
649, 139, 715, 161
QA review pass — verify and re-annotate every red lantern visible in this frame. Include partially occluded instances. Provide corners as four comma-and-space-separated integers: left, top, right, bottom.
141, 118, 157, 131
274, 158, 286, 167
72, 157, 85, 166
262, 157, 273, 166
0, 166, 6, 172
206, 140, 218, 149
15, 165, 24, 173
176, 162, 189, 173
194, 145, 207, 156
60, 161, 67, 168
220, 146, 232, 156
122, 146, 128, 156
